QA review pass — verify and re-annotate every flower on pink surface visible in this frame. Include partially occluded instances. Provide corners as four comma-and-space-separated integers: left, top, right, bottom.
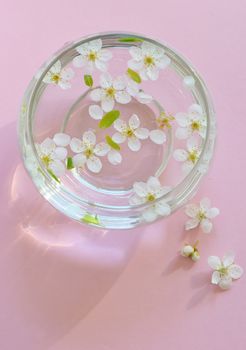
208, 252, 243, 290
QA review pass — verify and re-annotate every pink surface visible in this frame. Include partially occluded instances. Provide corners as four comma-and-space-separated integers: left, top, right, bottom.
1, 1, 246, 349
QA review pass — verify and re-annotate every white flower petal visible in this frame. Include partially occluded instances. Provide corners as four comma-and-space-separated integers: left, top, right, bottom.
147, 176, 161, 193
207, 207, 220, 219
41, 138, 55, 153
200, 197, 211, 211
228, 264, 244, 279
185, 204, 199, 218
113, 119, 127, 132
189, 103, 203, 116
53, 147, 67, 160
53, 133, 71, 147
146, 66, 159, 80
129, 194, 144, 205
49, 160, 65, 177
73, 55, 87, 68
113, 76, 126, 90
129, 114, 140, 129
59, 81, 72, 90
101, 97, 114, 112
133, 182, 148, 197
187, 136, 198, 151
107, 150, 122, 165
175, 127, 190, 140
90, 88, 102, 102
211, 271, 221, 285
149, 129, 166, 144
83, 131, 96, 145
73, 153, 86, 167
89, 39, 102, 51
222, 252, 235, 267
115, 91, 131, 104
137, 91, 153, 104
98, 49, 113, 61
143, 208, 157, 222
89, 105, 104, 120
86, 156, 102, 173
100, 72, 113, 88
185, 218, 199, 230
60, 67, 74, 80
128, 59, 144, 71
155, 55, 171, 69
201, 218, 213, 233
208, 256, 222, 270
175, 113, 190, 127
70, 137, 84, 153
173, 149, 188, 162
182, 161, 194, 174
134, 127, 149, 140
50, 60, 61, 74
94, 142, 110, 156
76, 43, 89, 55
128, 137, 141, 152
155, 201, 171, 216
95, 60, 107, 72
219, 276, 232, 290
129, 46, 143, 60
112, 132, 126, 144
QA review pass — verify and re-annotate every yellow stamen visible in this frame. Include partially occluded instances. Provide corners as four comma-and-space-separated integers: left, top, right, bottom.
88, 51, 97, 61
157, 112, 175, 129
144, 55, 154, 67
84, 148, 93, 158
191, 120, 201, 131
105, 87, 115, 98
187, 150, 198, 164
147, 193, 156, 202
51, 74, 61, 84
197, 210, 206, 221
41, 155, 52, 167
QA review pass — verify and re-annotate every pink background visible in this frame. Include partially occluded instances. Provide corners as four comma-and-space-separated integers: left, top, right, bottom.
1, 1, 246, 349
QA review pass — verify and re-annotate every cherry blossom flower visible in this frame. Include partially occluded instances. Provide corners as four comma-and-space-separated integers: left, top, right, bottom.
37, 133, 71, 177
73, 39, 112, 72
112, 114, 149, 152
185, 198, 220, 233
173, 136, 201, 174
181, 242, 200, 262
208, 252, 243, 290
175, 104, 207, 140
149, 111, 175, 145
43, 60, 74, 89
70, 130, 109, 173
128, 42, 170, 81
90, 73, 132, 112
129, 176, 171, 222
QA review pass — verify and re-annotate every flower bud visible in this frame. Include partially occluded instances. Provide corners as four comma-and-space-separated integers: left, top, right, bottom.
191, 250, 200, 262
181, 245, 194, 257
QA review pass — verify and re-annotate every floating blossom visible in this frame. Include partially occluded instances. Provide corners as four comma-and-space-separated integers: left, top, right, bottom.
129, 176, 171, 222
175, 104, 207, 140
73, 39, 112, 72
112, 114, 149, 152
181, 242, 200, 262
208, 253, 243, 290
70, 131, 109, 173
185, 198, 220, 233
128, 42, 170, 81
43, 60, 74, 89
149, 111, 175, 145
173, 136, 201, 174
90, 73, 132, 112
37, 133, 71, 177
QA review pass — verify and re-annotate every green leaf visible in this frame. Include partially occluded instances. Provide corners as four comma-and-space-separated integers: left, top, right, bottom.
47, 168, 60, 183
66, 157, 74, 170
127, 68, 141, 84
81, 214, 100, 225
106, 135, 120, 151
118, 37, 143, 43
84, 74, 93, 87
99, 110, 120, 129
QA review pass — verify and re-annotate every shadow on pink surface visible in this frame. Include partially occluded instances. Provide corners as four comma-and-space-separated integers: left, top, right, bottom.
0, 122, 141, 349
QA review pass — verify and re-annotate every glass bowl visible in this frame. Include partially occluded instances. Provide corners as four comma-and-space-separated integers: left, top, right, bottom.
19, 32, 216, 229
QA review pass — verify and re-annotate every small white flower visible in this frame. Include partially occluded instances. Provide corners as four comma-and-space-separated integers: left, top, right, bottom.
149, 112, 175, 145
70, 131, 109, 173
128, 42, 170, 81
129, 176, 171, 222
185, 198, 220, 233
43, 60, 74, 89
37, 133, 71, 177
90, 73, 132, 112
208, 252, 243, 290
173, 136, 201, 174
73, 39, 112, 72
175, 104, 207, 140
112, 114, 149, 152
181, 242, 200, 262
